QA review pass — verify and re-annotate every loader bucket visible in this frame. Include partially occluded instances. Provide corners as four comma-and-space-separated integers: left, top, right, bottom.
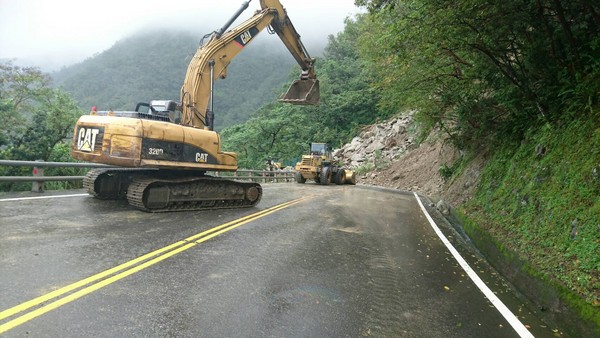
279, 79, 320, 105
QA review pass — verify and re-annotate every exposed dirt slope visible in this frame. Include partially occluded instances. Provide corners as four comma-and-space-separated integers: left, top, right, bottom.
335, 113, 484, 207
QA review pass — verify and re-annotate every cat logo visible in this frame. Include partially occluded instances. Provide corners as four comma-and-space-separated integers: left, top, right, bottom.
234, 27, 258, 48
77, 127, 101, 152
196, 152, 209, 163
239, 30, 252, 45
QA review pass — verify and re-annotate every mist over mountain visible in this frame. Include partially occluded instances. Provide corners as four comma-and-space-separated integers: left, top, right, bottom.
52, 29, 319, 130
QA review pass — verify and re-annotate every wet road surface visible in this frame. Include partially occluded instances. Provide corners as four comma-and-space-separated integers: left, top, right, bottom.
0, 184, 560, 337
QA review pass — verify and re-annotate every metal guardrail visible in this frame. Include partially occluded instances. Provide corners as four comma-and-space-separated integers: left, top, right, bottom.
0, 160, 295, 192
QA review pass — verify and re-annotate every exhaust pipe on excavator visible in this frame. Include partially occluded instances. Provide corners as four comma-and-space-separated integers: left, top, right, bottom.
279, 79, 320, 105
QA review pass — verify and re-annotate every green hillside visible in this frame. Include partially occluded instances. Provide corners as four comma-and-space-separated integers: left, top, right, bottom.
52, 29, 296, 130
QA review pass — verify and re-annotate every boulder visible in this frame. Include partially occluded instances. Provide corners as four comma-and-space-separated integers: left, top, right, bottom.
333, 111, 416, 168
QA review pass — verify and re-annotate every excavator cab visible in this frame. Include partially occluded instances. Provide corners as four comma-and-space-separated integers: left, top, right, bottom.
280, 78, 320, 105
135, 100, 182, 123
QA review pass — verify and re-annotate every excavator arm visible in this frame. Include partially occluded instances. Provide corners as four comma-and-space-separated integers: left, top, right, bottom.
259, 0, 316, 79
180, 0, 319, 130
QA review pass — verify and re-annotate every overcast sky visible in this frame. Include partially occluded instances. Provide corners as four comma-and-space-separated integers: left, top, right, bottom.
0, 0, 361, 71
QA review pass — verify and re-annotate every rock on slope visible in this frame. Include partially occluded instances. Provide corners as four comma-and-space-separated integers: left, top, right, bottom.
333, 112, 486, 207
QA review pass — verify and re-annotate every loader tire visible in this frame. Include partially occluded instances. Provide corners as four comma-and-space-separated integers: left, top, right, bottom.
295, 172, 306, 184
319, 166, 332, 185
335, 169, 346, 185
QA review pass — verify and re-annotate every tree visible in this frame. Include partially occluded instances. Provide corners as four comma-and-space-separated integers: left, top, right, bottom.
355, 0, 599, 147
0, 62, 83, 191
0, 62, 51, 148
221, 103, 318, 169
1, 62, 81, 161
9, 89, 81, 161
0, 99, 17, 147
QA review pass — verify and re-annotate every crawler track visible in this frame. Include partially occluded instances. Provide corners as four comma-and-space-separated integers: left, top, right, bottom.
83, 168, 154, 200
84, 168, 262, 212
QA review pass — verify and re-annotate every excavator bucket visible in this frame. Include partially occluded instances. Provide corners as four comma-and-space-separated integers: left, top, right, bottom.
279, 79, 320, 105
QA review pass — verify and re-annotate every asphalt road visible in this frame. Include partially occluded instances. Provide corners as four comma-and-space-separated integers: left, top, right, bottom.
0, 183, 560, 337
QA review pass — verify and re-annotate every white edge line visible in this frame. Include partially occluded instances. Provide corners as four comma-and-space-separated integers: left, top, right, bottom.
413, 192, 534, 338
0, 194, 89, 202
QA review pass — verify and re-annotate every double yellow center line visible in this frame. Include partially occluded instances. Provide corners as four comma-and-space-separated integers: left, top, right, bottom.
0, 197, 307, 334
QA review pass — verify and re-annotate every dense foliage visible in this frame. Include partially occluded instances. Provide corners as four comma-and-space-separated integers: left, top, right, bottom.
0, 62, 82, 191
465, 115, 599, 303
355, 0, 599, 148
53, 30, 296, 130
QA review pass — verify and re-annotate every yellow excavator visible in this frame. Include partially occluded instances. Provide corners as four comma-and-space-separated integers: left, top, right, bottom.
70, 0, 319, 212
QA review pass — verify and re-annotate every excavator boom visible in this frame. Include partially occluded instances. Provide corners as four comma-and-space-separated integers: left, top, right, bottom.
181, 0, 319, 130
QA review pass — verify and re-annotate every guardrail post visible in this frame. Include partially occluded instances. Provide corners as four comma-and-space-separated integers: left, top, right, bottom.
31, 160, 45, 193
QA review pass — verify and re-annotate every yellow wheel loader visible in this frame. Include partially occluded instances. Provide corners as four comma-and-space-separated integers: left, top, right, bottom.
294, 143, 356, 185
70, 0, 319, 212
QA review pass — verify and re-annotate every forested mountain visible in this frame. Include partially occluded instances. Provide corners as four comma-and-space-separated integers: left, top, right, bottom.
52, 29, 297, 130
